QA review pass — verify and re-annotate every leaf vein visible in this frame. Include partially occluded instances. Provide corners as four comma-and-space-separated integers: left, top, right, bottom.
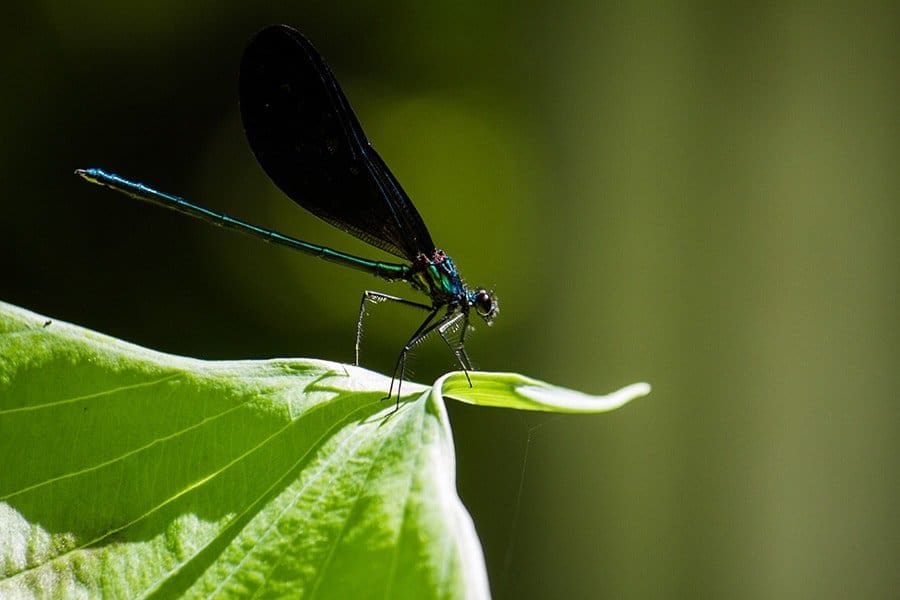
0, 374, 181, 415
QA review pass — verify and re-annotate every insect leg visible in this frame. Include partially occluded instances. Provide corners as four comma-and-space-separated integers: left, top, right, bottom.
438, 312, 474, 386
355, 290, 432, 365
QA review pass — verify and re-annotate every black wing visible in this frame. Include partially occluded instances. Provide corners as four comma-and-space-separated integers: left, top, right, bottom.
239, 24, 435, 260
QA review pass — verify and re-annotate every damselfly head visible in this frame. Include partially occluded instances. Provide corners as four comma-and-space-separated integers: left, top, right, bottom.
471, 288, 499, 325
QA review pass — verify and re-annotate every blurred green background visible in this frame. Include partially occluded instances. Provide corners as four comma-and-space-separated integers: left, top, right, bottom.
3, 2, 898, 598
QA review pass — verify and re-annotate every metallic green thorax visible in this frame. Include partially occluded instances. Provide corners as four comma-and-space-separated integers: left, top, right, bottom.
409, 251, 467, 307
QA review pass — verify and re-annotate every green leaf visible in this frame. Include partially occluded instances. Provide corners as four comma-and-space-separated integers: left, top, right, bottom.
0, 301, 649, 598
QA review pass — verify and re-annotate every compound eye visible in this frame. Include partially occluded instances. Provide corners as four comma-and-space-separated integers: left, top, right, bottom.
474, 290, 493, 316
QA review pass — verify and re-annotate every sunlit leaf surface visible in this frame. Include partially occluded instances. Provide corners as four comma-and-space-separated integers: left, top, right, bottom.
0, 302, 648, 598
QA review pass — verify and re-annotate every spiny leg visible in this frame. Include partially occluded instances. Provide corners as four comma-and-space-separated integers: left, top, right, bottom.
452, 312, 475, 371
355, 290, 432, 366
457, 315, 475, 381
386, 308, 441, 407
438, 312, 474, 387
387, 309, 471, 410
